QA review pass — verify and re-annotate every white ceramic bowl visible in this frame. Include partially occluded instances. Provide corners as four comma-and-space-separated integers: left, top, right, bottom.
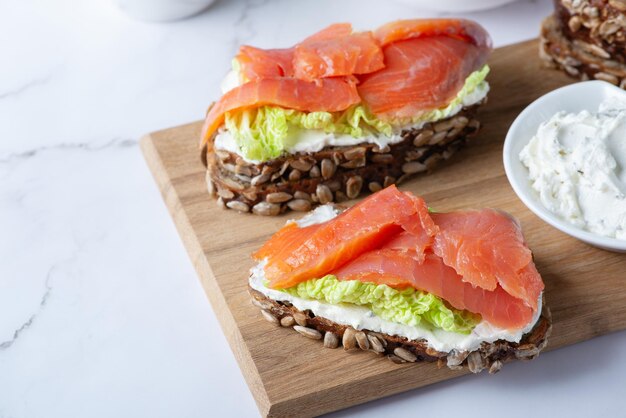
393, 0, 517, 12
113, 0, 216, 22
503, 80, 626, 252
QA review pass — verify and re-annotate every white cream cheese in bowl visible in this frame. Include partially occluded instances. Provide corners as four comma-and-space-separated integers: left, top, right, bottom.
520, 97, 626, 239
503, 80, 626, 252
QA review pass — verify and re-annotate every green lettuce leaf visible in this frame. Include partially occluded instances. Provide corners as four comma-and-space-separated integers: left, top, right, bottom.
282, 275, 481, 334
224, 105, 392, 161
224, 106, 289, 161
224, 65, 490, 162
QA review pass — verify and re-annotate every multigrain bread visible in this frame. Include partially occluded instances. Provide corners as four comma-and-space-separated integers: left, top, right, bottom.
541, 1, 626, 85
204, 103, 483, 215
555, 0, 626, 59
249, 287, 552, 373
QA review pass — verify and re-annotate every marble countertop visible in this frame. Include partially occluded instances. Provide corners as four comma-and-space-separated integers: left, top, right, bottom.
2, 0, 626, 417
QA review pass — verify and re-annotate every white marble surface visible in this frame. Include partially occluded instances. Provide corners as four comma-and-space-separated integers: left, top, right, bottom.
2, 0, 626, 417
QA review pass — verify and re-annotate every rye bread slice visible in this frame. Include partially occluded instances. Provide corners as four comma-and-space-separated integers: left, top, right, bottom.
554, 0, 626, 62
540, 14, 626, 86
249, 287, 552, 374
205, 104, 483, 215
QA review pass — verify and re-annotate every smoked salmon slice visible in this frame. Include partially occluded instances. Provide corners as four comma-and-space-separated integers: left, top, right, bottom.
382, 211, 544, 312
293, 29, 384, 81
374, 18, 492, 49
236, 23, 384, 82
254, 222, 322, 261
301, 23, 353, 43
333, 249, 534, 330
357, 36, 489, 119
200, 77, 360, 146
236, 24, 352, 82
254, 185, 438, 289
432, 210, 544, 311
237, 46, 294, 80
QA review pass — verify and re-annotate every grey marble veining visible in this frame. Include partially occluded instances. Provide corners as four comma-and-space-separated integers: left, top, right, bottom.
0, 266, 53, 351
0, 139, 136, 164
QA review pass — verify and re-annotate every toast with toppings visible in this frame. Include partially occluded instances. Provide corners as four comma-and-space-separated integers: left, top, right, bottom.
202, 19, 492, 215
248, 186, 552, 372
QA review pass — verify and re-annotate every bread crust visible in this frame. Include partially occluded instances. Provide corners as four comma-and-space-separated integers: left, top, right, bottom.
554, 0, 626, 61
205, 105, 483, 215
249, 286, 552, 373
541, 14, 626, 87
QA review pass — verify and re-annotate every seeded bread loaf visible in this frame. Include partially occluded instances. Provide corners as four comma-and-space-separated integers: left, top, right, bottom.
205, 104, 483, 215
541, 0, 626, 86
249, 287, 552, 373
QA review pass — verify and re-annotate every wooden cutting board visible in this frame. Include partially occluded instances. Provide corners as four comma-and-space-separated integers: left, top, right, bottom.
140, 40, 626, 418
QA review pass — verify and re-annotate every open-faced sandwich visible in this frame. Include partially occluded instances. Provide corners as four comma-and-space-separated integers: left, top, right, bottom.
541, 0, 626, 87
202, 19, 492, 215
249, 186, 551, 373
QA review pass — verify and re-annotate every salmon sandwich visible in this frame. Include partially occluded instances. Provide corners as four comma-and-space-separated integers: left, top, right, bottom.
203, 19, 493, 215
249, 186, 551, 373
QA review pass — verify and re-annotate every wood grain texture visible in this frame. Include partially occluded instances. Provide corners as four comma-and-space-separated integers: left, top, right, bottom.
140, 40, 626, 418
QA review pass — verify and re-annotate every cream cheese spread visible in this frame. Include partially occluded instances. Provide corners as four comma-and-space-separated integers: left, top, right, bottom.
220, 68, 242, 94
214, 70, 490, 164
249, 206, 542, 353
520, 97, 626, 240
